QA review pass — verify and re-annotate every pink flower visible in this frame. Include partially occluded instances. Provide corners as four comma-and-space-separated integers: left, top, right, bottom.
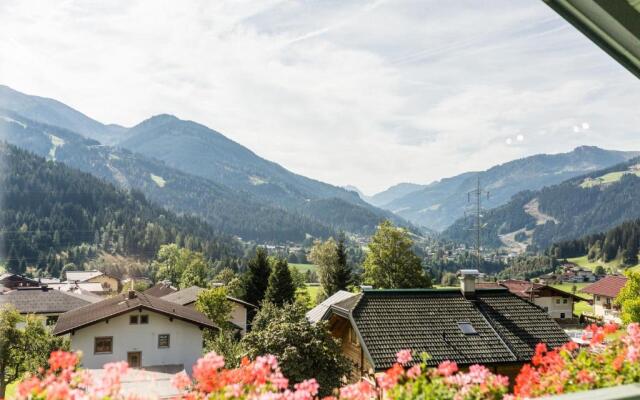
407, 364, 421, 378
172, 371, 192, 390
437, 360, 458, 377
396, 349, 412, 365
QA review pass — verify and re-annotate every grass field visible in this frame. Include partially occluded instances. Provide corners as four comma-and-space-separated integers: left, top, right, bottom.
290, 263, 317, 273
550, 282, 591, 300
580, 170, 640, 188
574, 301, 592, 316
566, 255, 639, 273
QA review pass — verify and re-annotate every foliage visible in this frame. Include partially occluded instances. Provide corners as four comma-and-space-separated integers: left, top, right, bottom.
16, 322, 640, 400
551, 219, 640, 266
196, 286, 233, 331
615, 271, 640, 324
377, 352, 508, 400
0, 307, 68, 398
496, 256, 557, 280
363, 220, 430, 288
241, 302, 350, 396
152, 244, 210, 288
0, 143, 241, 277
214, 267, 237, 285
440, 272, 457, 287
513, 323, 640, 398
203, 331, 246, 369
309, 236, 353, 298
264, 258, 296, 307
242, 248, 271, 307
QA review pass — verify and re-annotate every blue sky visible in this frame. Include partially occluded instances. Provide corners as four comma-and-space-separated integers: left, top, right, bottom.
0, 0, 638, 194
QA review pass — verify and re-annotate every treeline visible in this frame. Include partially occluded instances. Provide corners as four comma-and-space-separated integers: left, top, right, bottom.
0, 143, 242, 277
496, 255, 558, 280
549, 219, 640, 266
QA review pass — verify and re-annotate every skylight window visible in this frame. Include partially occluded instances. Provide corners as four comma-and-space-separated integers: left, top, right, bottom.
458, 322, 478, 335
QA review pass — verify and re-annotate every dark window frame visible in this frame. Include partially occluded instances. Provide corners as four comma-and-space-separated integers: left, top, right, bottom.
94, 336, 113, 354
130, 315, 139, 324
45, 315, 59, 326
140, 315, 149, 324
158, 334, 170, 348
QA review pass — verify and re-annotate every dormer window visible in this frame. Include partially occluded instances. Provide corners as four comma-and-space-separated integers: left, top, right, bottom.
458, 322, 477, 335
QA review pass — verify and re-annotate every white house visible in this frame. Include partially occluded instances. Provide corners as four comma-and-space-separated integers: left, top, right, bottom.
581, 275, 627, 323
495, 280, 581, 321
65, 270, 121, 293
53, 291, 217, 374
161, 286, 257, 335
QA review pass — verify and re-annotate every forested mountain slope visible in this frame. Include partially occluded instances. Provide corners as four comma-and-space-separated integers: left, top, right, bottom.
0, 142, 243, 277
376, 146, 639, 231
443, 158, 640, 251
119, 114, 407, 231
550, 219, 640, 266
0, 85, 411, 239
0, 111, 333, 242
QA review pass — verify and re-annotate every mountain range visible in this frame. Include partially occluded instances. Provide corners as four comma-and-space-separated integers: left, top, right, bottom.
367, 146, 640, 231
0, 85, 409, 242
443, 157, 640, 252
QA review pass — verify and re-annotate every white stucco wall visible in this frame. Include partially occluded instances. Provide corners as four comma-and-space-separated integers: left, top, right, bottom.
68, 310, 204, 374
593, 295, 621, 323
534, 296, 574, 319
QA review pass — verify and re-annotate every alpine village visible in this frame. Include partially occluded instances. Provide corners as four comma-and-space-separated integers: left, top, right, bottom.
1, 1, 640, 400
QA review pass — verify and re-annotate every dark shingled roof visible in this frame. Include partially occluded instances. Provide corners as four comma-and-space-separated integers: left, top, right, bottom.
328, 288, 570, 370
53, 291, 217, 335
144, 282, 178, 297
0, 287, 98, 314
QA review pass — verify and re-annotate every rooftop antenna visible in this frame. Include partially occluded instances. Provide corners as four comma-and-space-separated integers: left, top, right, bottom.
466, 175, 490, 270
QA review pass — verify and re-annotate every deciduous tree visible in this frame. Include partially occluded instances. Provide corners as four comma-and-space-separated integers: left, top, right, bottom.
363, 220, 430, 289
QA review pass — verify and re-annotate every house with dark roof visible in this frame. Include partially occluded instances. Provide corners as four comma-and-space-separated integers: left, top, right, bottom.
581, 275, 627, 323
160, 286, 257, 335
498, 279, 582, 321
0, 273, 40, 292
53, 291, 218, 374
321, 270, 570, 382
144, 281, 178, 298
0, 286, 100, 327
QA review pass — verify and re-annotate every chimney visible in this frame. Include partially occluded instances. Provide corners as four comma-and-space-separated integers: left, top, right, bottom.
459, 269, 480, 299
128, 290, 136, 300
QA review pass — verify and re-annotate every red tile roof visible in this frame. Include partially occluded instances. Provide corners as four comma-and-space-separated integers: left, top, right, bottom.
497, 279, 582, 301
580, 275, 627, 298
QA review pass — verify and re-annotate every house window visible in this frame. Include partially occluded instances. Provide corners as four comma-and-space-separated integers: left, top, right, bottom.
130, 315, 139, 324
563, 298, 568, 304
543, 306, 549, 312
555, 299, 560, 304
158, 334, 170, 348
560, 313, 566, 319
596, 295, 601, 301
140, 315, 149, 324
45, 315, 58, 326
94, 337, 113, 354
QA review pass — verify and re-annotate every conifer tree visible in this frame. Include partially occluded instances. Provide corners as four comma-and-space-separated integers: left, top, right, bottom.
264, 258, 295, 307
243, 248, 271, 306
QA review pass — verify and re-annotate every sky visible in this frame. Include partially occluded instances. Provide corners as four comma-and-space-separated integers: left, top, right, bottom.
0, 0, 639, 195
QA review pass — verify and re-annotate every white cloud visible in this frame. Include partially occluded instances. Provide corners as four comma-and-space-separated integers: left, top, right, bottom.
0, 0, 639, 195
